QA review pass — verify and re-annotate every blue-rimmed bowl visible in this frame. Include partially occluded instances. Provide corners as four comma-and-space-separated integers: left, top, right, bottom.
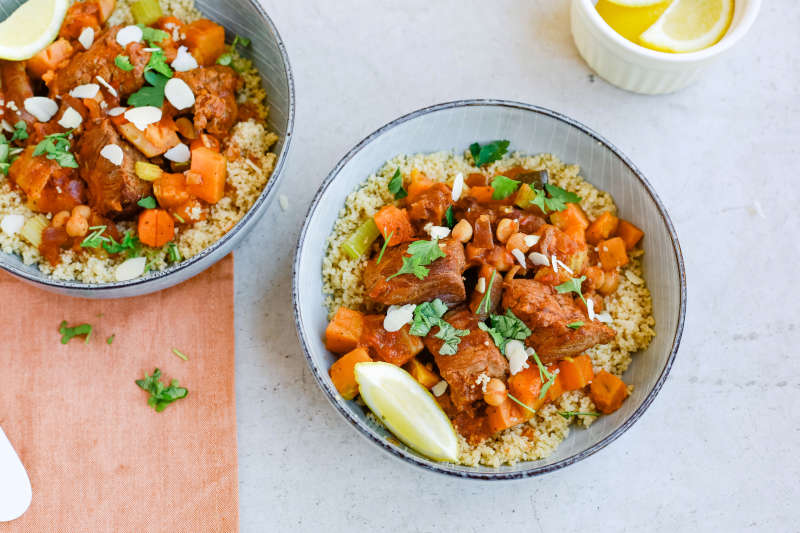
0, 0, 294, 298
293, 100, 686, 479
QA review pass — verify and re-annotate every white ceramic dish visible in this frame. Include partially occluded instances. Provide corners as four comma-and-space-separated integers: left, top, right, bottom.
571, 0, 761, 94
293, 100, 686, 479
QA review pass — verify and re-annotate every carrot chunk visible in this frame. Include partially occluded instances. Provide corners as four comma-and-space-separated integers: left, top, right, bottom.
373, 205, 414, 246
27, 39, 74, 79
329, 347, 373, 400
403, 358, 440, 389
325, 307, 364, 354
153, 173, 191, 208
589, 370, 629, 414
616, 219, 644, 250
187, 147, 227, 204
486, 398, 527, 434
407, 169, 434, 200
544, 364, 564, 402
182, 19, 226, 66
508, 366, 545, 419
598, 236, 629, 271
137, 209, 174, 247
558, 354, 594, 391
189, 133, 220, 153
469, 186, 495, 204
550, 203, 589, 231
586, 211, 619, 245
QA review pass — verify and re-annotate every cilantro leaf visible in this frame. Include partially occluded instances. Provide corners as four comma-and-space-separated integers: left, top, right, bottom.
11, 120, 28, 142
59, 320, 92, 344
567, 321, 584, 329
232, 34, 251, 48
475, 270, 497, 315
444, 205, 454, 229
469, 140, 510, 167
387, 169, 407, 199
409, 298, 448, 336
102, 231, 142, 258
433, 319, 469, 355
145, 48, 173, 78
139, 25, 169, 46
106, 334, 115, 345
135, 368, 188, 412
559, 411, 601, 419
137, 196, 157, 209
216, 53, 232, 66
490, 175, 520, 200
480, 309, 531, 353
555, 276, 588, 305
386, 239, 446, 281
531, 187, 548, 213
115, 55, 134, 71
33, 132, 77, 168
544, 183, 581, 212
81, 225, 110, 249
128, 70, 169, 107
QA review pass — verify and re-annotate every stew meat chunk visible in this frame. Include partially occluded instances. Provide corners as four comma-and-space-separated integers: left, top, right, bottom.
175, 66, 241, 136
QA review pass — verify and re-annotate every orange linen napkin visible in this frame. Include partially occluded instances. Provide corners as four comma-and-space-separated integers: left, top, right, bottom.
0, 255, 237, 533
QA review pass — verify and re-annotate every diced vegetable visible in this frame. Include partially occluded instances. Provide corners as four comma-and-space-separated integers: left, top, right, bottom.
407, 169, 434, 200
616, 219, 644, 250
598, 237, 629, 271
155, 15, 184, 31
404, 358, 440, 389
589, 370, 629, 414
373, 205, 414, 247
95, 0, 116, 22
135, 161, 164, 182
507, 366, 545, 419
130, 0, 162, 25
533, 264, 573, 286
189, 133, 220, 153
325, 307, 364, 354
153, 173, 191, 208
558, 354, 594, 391
550, 203, 589, 231
584, 266, 619, 296
469, 186, 494, 204
341, 218, 380, 260
182, 19, 226, 66
171, 199, 207, 224
360, 315, 423, 367
27, 39, 74, 79
19, 214, 49, 247
116, 120, 180, 158
513, 183, 535, 209
174, 117, 197, 140
186, 147, 226, 204
544, 364, 563, 402
329, 347, 373, 400
137, 209, 174, 247
586, 211, 619, 245
486, 397, 526, 434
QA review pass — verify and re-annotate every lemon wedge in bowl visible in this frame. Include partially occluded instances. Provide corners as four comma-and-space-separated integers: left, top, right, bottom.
354, 361, 459, 462
605, 0, 666, 6
640, 0, 734, 53
0, 0, 68, 60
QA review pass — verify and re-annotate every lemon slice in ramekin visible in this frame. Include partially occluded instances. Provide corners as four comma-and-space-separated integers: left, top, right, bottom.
639, 0, 734, 53
0, 0, 68, 60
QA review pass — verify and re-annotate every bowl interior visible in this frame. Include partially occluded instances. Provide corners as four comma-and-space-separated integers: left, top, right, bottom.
0, 0, 293, 295
295, 101, 684, 478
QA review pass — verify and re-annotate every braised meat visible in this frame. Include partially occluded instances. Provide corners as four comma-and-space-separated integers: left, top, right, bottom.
407, 183, 451, 228
76, 119, 151, 217
8, 147, 86, 213
503, 278, 615, 363
454, 196, 546, 234
363, 238, 467, 306
175, 66, 241, 136
360, 315, 423, 366
424, 308, 509, 410
0, 61, 37, 127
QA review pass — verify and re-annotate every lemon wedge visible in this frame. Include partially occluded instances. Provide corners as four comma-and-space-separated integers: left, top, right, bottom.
0, 0, 68, 60
605, 0, 666, 6
354, 362, 459, 462
639, 0, 734, 53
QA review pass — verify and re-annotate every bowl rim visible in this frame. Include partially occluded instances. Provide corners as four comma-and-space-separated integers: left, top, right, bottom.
575, 0, 762, 63
292, 98, 687, 480
0, 0, 295, 293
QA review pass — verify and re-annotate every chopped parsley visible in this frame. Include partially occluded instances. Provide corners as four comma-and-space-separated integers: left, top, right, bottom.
507, 392, 537, 416
217, 34, 251, 67
166, 242, 182, 263
33, 131, 77, 168
469, 140, 510, 167
386, 239, 446, 281
82, 227, 142, 258
59, 320, 92, 344
408, 298, 448, 336
115, 55, 134, 71
139, 25, 169, 46
81, 225, 109, 248
528, 348, 556, 400
490, 175, 520, 200
128, 70, 169, 107
172, 347, 188, 361
173, 213, 185, 223
555, 276, 588, 305
387, 169, 407, 199
376, 231, 392, 264
475, 270, 497, 315
433, 319, 469, 355
531, 183, 582, 213
106, 334, 115, 345
444, 205, 454, 228
567, 321, 584, 329
145, 48, 173, 78
478, 309, 531, 354
135, 368, 188, 412
137, 196, 157, 209
559, 411, 601, 419
10, 120, 28, 142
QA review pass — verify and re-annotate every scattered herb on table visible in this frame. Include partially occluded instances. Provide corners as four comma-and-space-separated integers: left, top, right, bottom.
106, 334, 115, 345
409, 298, 448, 336
135, 368, 188, 412
555, 276, 588, 305
172, 348, 188, 361
387, 169, 407, 200
59, 320, 92, 344
559, 411, 600, 419
567, 321, 584, 330
386, 239, 446, 281
33, 131, 77, 168
490, 175, 520, 200
469, 140, 510, 167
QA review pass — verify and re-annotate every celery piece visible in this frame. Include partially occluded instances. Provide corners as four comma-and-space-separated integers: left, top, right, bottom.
19, 214, 49, 247
341, 218, 380, 260
131, 0, 163, 26
135, 161, 163, 182
514, 183, 534, 209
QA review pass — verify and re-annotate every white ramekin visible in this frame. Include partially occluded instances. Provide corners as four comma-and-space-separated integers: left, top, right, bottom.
571, 0, 761, 94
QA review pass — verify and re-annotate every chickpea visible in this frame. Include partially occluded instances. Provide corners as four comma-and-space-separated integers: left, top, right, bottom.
451, 219, 473, 243
505, 232, 530, 254
51, 210, 70, 228
495, 218, 518, 243
65, 213, 89, 237
483, 378, 507, 406
72, 205, 91, 219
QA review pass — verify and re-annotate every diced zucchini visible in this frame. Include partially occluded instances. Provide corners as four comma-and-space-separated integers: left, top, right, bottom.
135, 161, 164, 182
130, 0, 163, 26
20, 214, 49, 247
341, 218, 380, 260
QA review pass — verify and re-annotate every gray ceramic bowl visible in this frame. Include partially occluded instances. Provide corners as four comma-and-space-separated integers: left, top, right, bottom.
294, 100, 686, 479
0, 0, 294, 298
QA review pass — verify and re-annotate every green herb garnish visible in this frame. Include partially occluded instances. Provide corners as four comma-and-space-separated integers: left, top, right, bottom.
507, 392, 537, 416
386, 239, 446, 281
444, 205, 454, 228
531, 184, 582, 213
555, 276, 588, 305
172, 348, 188, 361
173, 213, 185, 223
144, 48, 173, 78
166, 242, 181, 263
567, 321, 584, 329
559, 411, 601, 419
128, 70, 169, 107
376, 231, 392, 264
139, 25, 169, 46
433, 319, 469, 355
232, 34, 251, 48
81, 225, 109, 248
102, 231, 142, 258
469, 140, 510, 167
135, 368, 188, 412
475, 270, 497, 315
408, 298, 448, 336
527, 347, 556, 400
137, 196, 157, 209
106, 334, 115, 345
387, 169, 407, 200
490, 175, 520, 200
59, 320, 92, 344
33, 131, 77, 168
115, 55, 134, 71
217, 34, 251, 68
11, 120, 28, 142
478, 309, 531, 354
